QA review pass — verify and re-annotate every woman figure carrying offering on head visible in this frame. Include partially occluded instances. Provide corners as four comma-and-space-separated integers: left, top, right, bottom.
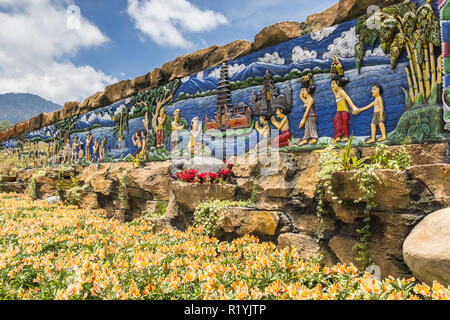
299, 73, 318, 146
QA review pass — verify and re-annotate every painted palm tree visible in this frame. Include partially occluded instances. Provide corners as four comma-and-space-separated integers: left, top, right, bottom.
113, 106, 129, 143
355, 0, 442, 107
131, 79, 180, 147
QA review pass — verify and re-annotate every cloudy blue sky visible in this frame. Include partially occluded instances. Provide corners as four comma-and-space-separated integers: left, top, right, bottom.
0, 0, 336, 105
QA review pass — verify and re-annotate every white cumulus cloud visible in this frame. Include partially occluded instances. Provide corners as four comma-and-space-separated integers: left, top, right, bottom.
292, 46, 318, 62
322, 27, 358, 60
0, 0, 117, 105
127, 0, 228, 48
258, 52, 285, 65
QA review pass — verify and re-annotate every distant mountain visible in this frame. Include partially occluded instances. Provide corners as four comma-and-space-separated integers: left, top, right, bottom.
0, 93, 61, 124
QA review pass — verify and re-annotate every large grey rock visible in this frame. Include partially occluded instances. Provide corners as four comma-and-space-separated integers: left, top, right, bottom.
44, 196, 61, 204
403, 207, 450, 286
169, 157, 226, 179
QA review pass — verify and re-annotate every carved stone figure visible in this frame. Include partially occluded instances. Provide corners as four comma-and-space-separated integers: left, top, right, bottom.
255, 115, 271, 152
299, 73, 318, 146
187, 117, 202, 155
140, 131, 147, 160
93, 139, 99, 162
271, 106, 291, 147
355, 85, 387, 143
85, 133, 93, 162
71, 136, 79, 164
156, 107, 167, 148
330, 57, 360, 143
170, 109, 185, 153
78, 140, 84, 163
99, 137, 106, 162
62, 137, 71, 165
132, 131, 143, 158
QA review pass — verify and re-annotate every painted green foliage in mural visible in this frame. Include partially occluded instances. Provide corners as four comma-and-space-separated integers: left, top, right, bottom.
54, 115, 79, 149
113, 105, 129, 143
355, 1, 442, 108
130, 79, 180, 149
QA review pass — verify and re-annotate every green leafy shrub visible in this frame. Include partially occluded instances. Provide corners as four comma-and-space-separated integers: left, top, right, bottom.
407, 115, 431, 143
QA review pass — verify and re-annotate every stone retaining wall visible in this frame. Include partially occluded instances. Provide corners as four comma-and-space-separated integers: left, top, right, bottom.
2, 142, 449, 279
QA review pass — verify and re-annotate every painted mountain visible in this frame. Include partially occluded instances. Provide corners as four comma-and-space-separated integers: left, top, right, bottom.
0, 93, 61, 124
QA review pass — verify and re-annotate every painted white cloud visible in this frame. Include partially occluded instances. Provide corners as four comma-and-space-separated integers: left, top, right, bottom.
366, 47, 389, 57
0, 0, 117, 105
292, 46, 318, 62
197, 71, 204, 80
209, 63, 246, 79
114, 104, 126, 116
181, 76, 190, 83
310, 25, 338, 41
322, 27, 358, 60
127, 0, 228, 48
258, 52, 285, 65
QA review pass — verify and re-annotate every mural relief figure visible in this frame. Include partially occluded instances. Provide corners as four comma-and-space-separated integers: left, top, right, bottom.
330, 57, 360, 143
85, 133, 93, 162
132, 131, 143, 158
271, 106, 291, 147
51, 139, 58, 163
78, 140, 84, 164
71, 136, 79, 164
93, 139, 99, 162
140, 131, 147, 160
255, 115, 271, 152
99, 137, 106, 163
45, 143, 50, 161
170, 109, 185, 153
299, 73, 318, 146
33, 142, 39, 167
355, 85, 387, 143
62, 137, 71, 165
187, 117, 202, 155
156, 107, 167, 148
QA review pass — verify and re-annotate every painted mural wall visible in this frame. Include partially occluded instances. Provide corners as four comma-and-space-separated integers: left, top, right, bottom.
2, 0, 449, 166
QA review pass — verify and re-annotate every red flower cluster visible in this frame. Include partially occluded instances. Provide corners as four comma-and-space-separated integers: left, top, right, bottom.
176, 167, 233, 184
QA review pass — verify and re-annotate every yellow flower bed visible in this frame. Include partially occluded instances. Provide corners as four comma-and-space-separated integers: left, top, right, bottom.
0, 193, 448, 300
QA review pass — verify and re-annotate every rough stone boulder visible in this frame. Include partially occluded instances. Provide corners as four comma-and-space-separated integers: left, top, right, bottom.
0, 182, 24, 194
81, 91, 111, 111
277, 233, 326, 262
253, 22, 303, 51
104, 80, 136, 104
172, 181, 237, 212
407, 164, 450, 207
218, 207, 280, 240
291, 213, 336, 238
403, 207, 450, 286
163, 40, 252, 81
328, 170, 413, 211
360, 143, 450, 166
125, 161, 172, 199
61, 101, 80, 119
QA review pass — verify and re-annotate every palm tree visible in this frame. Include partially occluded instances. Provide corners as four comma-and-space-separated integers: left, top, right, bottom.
355, 0, 441, 107
132, 80, 180, 140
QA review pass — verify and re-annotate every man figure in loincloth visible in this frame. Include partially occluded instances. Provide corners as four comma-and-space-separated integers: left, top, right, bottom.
355, 85, 386, 143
